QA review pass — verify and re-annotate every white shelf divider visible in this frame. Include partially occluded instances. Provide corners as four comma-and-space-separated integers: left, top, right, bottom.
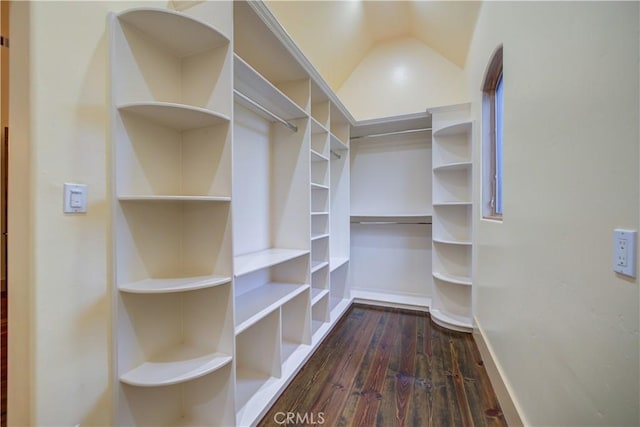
433, 161, 472, 172
311, 260, 329, 274
311, 233, 330, 241
119, 346, 232, 387
311, 183, 329, 190
311, 149, 329, 162
433, 238, 472, 246
330, 133, 348, 151
234, 248, 309, 277
119, 275, 231, 294
118, 102, 230, 131
432, 272, 472, 286
234, 283, 310, 334
329, 257, 349, 272
311, 288, 329, 306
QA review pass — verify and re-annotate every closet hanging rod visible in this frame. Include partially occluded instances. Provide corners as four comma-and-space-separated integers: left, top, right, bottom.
350, 127, 432, 140
352, 221, 432, 225
330, 149, 342, 159
234, 89, 298, 132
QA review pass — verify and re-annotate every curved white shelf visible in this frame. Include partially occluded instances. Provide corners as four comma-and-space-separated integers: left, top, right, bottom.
119, 346, 232, 387
234, 54, 307, 121
432, 272, 472, 286
118, 195, 231, 203
119, 275, 231, 294
311, 183, 329, 190
311, 233, 330, 241
430, 309, 472, 333
118, 102, 230, 131
311, 211, 329, 216
235, 283, 310, 334
330, 133, 348, 151
311, 260, 329, 273
311, 149, 328, 162
117, 8, 229, 58
433, 161, 472, 172
433, 121, 472, 138
234, 248, 309, 277
311, 288, 329, 305
433, 238, 472, 246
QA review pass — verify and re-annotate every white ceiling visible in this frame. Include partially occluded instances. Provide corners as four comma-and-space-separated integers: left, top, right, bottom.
265, 0, 482, 90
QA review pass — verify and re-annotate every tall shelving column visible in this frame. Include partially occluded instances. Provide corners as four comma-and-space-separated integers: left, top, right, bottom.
430, 104, 474, 332
110, 4, 235, 425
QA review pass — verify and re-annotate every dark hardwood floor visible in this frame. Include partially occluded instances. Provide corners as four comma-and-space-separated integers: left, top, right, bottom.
259, 304, 506, 427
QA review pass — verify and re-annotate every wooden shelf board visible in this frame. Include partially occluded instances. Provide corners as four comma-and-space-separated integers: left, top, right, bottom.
117, 7, 229, 57
118, 102, 230, 131
433, 161, 472, 172
118, 195, 231, 203
119, 346, 232, 387
329, 257, 349, 272
311, 149, 329, 162
119, 275, 231, 294
234, 248, 309, 277
433, 272, 472, 286
311, 183, 329, 190
330, 133, 348, 151
311, 260, 329, 273
311, 288, 329, 305
311, 233, 330, 241
430, 309, 472, 332
235, 282, 310, 334
234, 54, 307, 121
433, 120, 472, 138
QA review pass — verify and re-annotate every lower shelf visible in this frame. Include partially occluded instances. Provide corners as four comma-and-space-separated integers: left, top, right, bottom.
120, 346, 233, 387
235, 282, 309, 334
430, 308, 472, 332
432, 271, 472, 286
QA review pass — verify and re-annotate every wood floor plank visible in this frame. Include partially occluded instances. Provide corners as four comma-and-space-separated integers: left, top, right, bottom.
259, 305, 507, 427
351, 309, 399, 426
411, 312, 433, 427
307, 308, 383, 426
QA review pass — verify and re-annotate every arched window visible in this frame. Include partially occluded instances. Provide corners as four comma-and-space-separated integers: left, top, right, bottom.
482, 45, 503, 219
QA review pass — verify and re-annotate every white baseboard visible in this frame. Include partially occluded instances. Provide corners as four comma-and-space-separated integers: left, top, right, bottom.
473, 317, 526, 427
350, 289, 430, 312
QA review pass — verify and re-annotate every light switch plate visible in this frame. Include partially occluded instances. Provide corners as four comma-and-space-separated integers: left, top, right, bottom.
613, 229, 636, 277
64, 183, 87, 214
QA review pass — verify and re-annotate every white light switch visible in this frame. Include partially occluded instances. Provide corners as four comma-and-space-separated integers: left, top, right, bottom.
64, 183, 87, 214
613, 229, 636, 277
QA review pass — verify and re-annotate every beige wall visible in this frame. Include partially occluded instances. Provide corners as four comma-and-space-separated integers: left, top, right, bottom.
9, 1, 163, 425
466, 2, 639, 425
338, 37, 467, 121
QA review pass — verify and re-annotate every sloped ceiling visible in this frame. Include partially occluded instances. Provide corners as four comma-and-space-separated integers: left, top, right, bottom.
265, 0, 482, 91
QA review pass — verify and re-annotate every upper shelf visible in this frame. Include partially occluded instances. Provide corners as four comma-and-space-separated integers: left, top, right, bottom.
330, 133, 348, 151
118, 195, 231, 203
234, 54, 307, 122
433, 121, 472, 138
234, 248, 309, 277
117, 8, 229, 58
118, 102, 230, 131
351, 214, 432, 223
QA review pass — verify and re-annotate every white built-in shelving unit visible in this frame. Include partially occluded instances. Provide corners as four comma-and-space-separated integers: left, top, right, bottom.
110, 3, 236, 425
349, 113, 433, 310
429, 104, 474, 332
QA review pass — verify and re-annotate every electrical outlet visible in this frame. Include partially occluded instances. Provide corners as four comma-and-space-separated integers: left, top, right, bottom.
614, 229, 636, 277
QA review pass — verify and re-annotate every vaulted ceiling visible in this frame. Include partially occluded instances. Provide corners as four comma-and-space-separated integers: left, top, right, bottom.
264, 0, 482, 91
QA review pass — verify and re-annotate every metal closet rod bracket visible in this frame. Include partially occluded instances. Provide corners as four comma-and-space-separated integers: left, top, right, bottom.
330, 149, 342, 159
234, 89, 298, 132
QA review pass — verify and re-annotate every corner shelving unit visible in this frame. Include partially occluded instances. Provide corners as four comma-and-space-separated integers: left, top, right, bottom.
430, 104, 474, 332
110, 4, 235, 425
